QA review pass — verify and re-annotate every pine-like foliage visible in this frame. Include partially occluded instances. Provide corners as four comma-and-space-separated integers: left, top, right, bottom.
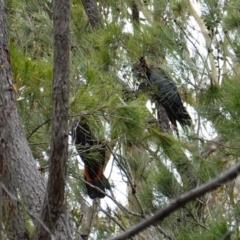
5, 0, 240, 239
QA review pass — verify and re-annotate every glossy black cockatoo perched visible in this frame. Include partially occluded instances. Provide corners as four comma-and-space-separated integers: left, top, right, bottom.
72, 118, 110, 199
132, 56, 192, 128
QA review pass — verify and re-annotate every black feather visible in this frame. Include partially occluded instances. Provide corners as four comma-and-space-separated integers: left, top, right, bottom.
132, 57, 191, 128
72, 118, 110, 199
147, 68, 191, 127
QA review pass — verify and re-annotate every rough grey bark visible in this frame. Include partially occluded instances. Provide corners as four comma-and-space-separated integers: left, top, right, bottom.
156, 103, 172, 134
81, 0, 101, 28
34, 0, 70, 239
1, 184, 30, 239
0, 1, 72, 239
0, 0, 45, 213
0, 156, 30, 240
0, 0, 42, 238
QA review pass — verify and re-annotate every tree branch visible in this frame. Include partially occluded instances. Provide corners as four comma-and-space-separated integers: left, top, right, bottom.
82, 178, 142, 218
80, 0, 101, 29
1, 183, 53, 239
100, 207, 126, 232
79, 196, 99, 240
108, 162, 240, 240
27, 118, 51, 140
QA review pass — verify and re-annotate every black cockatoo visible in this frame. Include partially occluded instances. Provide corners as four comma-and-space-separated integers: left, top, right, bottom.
72, 118, 110, 199
132, 56, 191, 128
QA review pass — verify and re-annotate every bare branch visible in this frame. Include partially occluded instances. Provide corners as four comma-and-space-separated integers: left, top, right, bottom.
79, 196, 99, 239
108, 162, 240, 240
156, 225, 172, 240
188, 1, 218, 84
82, 179, 142, 218
1, 183, 54, 240
112, 152, 146, 216
100, 208, 126, 232
27, 119, 51, 140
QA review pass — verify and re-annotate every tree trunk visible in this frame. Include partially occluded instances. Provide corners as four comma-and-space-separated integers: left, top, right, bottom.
34, 0, 70, 239
0, 0, 72, 239
0, 0, 44, 227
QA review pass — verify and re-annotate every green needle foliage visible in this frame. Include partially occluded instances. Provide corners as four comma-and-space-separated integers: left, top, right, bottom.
4, 0, 240, 239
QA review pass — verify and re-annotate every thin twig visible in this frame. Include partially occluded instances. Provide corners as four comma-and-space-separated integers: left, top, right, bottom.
27, 119, 51, 140
81, 179, 142, 218
156, 225, 172, 240
100, 207, 126, 232
218, 231, 232, 240
183, 206, 208, 230
114, 154, 146, 215
1, 183, 55, 240
107, 146, 146, 217
108, 162, 240, 240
